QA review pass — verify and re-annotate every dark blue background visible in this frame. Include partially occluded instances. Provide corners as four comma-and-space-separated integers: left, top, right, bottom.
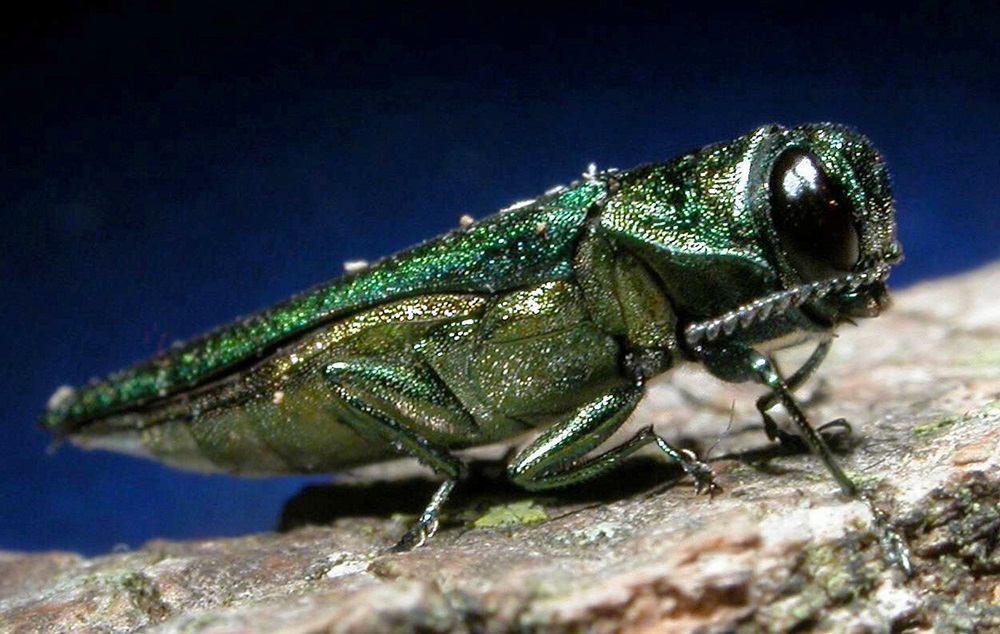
3, 3, 996, 555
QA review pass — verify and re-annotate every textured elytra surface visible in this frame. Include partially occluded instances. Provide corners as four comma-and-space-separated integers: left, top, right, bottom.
4, 263, 1000, 633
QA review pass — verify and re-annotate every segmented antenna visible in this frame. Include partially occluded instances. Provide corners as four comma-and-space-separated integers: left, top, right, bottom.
684, 266, 892, 347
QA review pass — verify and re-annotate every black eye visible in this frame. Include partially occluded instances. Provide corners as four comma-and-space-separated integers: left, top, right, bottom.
769, 149, 860, 280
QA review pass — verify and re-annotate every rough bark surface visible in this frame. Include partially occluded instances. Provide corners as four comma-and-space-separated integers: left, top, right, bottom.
4, 264, 1000, 633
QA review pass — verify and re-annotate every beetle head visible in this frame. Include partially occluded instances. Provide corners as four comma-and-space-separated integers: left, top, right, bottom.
757, 124, 903, 326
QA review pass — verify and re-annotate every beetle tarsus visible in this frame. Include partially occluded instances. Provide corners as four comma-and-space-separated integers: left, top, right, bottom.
681, 452, 720, 497
864, 490, 914, 577
390, 518, 435, 553
643, 429, 719, 496
389, 478, 456, 553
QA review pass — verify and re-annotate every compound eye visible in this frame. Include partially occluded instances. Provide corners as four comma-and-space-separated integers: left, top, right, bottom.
770, 148, 860, 280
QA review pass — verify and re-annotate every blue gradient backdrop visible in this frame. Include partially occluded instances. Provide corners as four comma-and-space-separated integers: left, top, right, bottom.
2, 3, 997, 554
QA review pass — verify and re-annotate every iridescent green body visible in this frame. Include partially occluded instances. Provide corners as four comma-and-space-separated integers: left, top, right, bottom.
43, 123, 907, 565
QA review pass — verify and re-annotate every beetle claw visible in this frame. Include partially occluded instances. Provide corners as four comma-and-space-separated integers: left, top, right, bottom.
679, 449, 720, 497
389, 517, 437, 553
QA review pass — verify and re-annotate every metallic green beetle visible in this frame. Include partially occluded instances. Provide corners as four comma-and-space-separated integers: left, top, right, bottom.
43, 123, 907, 566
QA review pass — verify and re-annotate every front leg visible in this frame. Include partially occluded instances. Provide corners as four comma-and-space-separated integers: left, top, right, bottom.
508, 383, 717, 495
697, 343, 856, 495
695, 341, 912, 574
754, 338, 837, 444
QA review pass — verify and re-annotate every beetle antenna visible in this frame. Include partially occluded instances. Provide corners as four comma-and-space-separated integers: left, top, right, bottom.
684, 265, 891, 347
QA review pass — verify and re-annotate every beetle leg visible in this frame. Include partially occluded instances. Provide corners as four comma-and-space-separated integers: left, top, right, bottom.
697, 342, 855, 494
753, 350, 911, 574
323, 360, 473, 551
389, 479, 456, 552
698, 342, 912, 575
755, 338, 833, 443
507, 384, 717, 494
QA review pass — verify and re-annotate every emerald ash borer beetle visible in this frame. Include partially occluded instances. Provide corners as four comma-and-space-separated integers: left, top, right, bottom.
43, 123, 910, 571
